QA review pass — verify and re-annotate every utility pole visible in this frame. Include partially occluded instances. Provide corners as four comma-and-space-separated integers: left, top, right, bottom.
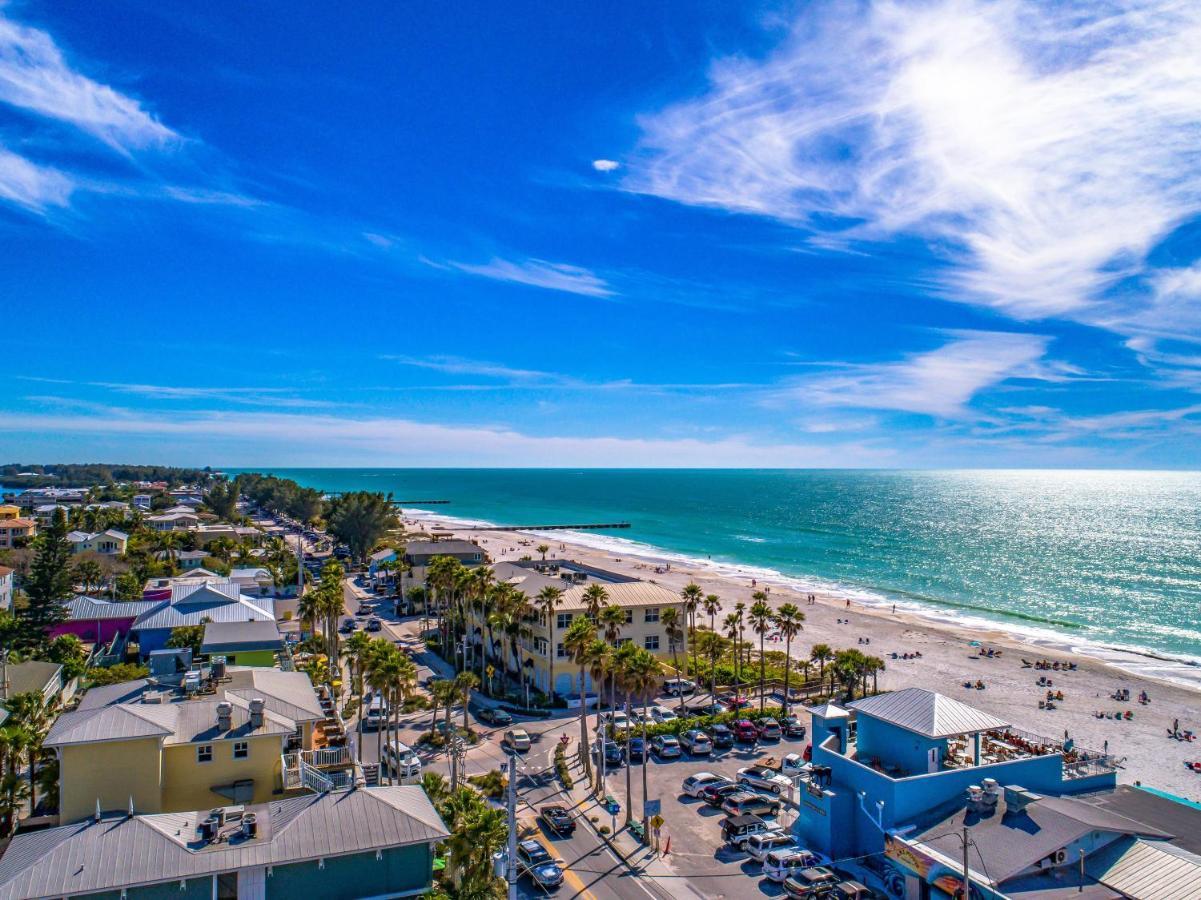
962, 826, 972, 900
295, 525, 304, 599
506, 753, 518, 900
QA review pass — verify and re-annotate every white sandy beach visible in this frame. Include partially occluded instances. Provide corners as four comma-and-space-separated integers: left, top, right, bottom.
403, 514, 1201, 802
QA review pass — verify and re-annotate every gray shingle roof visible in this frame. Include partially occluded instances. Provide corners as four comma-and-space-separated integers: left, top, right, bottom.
0, 660, 62, 700
848, 688, 1009, 738
0, 786, 449, 899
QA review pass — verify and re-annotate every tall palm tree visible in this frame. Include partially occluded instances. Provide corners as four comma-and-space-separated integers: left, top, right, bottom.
584, 638, 613, 794
703, 593, 722, 702
342, 630, 372, 762
5, 692, 50, 809
749, 598, 772, 712
723, 612, 740, 685
581, 584, 609, 622
660, 608, 685, 710
454, 671, 480, 734
598, 603, 626, 711
535, 586, 565, 702
679, 582, 703, 676
469, 567, 496, 686
773, 604, 805, 717
613, 642, 639, 825
811, 643, 834, 693
624, 648, 661, 842
563, 616, 599, 780
364, 639, 400, 780
734, 601, 746, 683
428, 678, 455, 740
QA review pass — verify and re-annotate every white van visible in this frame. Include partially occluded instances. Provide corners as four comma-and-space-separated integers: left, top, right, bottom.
364, 693, 388, 731
382, 740, 422, 778
763, 848, 826, 882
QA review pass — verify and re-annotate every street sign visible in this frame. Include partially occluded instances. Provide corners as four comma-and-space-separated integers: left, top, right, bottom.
650, 814, 664, 830
486, 665, 495, 678
643, 797, 661, 816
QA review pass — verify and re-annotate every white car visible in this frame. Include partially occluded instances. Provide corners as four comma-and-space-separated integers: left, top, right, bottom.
737, 765, 793, 795
681, 771, 729, 798
744, 831, 796, 862
763, 847, 827, 882
382, 740, 422, 778
649, 705, 678, 724
602, 711, 631, 732
503, 728, 532, 752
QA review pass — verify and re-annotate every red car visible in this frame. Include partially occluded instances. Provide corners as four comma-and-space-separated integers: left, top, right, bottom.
733, 719, 759, 742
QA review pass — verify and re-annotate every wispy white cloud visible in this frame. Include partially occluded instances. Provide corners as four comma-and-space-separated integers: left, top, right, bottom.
777, 330, 1051, 418
0, 10, 176, 150
629, 0, 1201, 330
447, 256, 615, 298
0, 143, 72, 210
0, 407, 896, 468
382, 355, 558, 381
89, 382, 332, 408
592, 159, 620, 172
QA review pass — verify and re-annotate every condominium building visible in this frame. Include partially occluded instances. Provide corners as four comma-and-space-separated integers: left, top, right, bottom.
0, 517, 35, 549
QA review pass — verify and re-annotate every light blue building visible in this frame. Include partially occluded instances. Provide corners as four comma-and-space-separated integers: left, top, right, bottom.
796, 688, 1144, 898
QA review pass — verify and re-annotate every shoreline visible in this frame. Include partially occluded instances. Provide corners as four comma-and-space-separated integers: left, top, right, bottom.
401, 508, 1201, 801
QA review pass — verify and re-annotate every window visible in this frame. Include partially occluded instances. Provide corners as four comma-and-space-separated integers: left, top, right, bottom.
556, 612, 573, 630
556, 643, 567, 659
233, 741, 249, 760
624, 610, 633, 624
534, 638, 548, 657
644, 635, 660, 651
197, 744, 213, 763
644, 607, 660, 623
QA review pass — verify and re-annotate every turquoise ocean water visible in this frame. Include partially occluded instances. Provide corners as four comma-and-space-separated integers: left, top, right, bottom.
248, 469, 1201, 668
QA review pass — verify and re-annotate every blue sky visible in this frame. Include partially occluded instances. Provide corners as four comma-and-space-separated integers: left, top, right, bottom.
1, 0, 1200, 467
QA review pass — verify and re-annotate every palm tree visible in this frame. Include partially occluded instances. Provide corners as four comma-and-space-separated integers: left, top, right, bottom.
469, 567, 496, 687
0, 725, 30, 837
584, 638, 612, 794
679, 582, 703, 675
773, 604, 805, 717
598, 603, 626, 711
454, 671, 480, 734
865, 655, 885, 694
613, 642, 639, 825
703, 593, 722, 701
624, 648, 661, 842
363, 639, 398, 778
563, 616, 599, 780
734, 601, 746, 682
72, 557, 105, 595
749, 598, 772, 712
5, 692, 50, 810
342, 631, 372, 762
661, 608, 685, 710
811, 643, 834, 693
535, 586, 565, 702
723, 612, 740, 684
536, 543, 550, 561
581, 584, 608, 623
428, 678, 455, 739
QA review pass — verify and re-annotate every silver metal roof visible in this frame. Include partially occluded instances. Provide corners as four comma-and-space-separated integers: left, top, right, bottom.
1087, 837, 1201, 900
64, 595, 161, 621
847, 687, 1009, 738
201, 619, 283, 652
133, 589, 274, 631
0, 787, 449, 899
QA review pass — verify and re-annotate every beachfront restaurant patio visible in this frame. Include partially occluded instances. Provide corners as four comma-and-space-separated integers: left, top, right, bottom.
798, 689, 1118, 864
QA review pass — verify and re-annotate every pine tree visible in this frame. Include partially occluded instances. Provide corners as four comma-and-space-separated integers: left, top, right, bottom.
17, 508, 72, 650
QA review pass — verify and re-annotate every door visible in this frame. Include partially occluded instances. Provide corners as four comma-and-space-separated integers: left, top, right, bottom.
927, 747, 940, 773
237, 866, 266, 899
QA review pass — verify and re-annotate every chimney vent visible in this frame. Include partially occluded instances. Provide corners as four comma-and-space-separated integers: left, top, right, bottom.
216, 701, 233, 731
249, 697, 265, 729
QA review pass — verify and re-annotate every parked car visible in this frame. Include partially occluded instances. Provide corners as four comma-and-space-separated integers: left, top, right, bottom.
744, 831, 797, 862
679, 729, 712, 755
733, 719, 759, 743
702, 782, 743, 808
649, 705, 678, 724
364, 694, 387, 730
366, 617, 382, 632
339, 618, 356, 633
539, 805, 575, 835
719, 692, 751, 709
780, 752, 810, 778
602, 711, 631, 732
720, 814, 774, 849
783, 867, 839, 898
737, 765, 792, 795
503, 728, 532, 752
757, 717, 783, 741
651, 734, 682, 758
593, 741, 624, 767
722, 791, 782, 818
681, 772, 730, 799
694, 702, 727, 717
663, 677, 697, 696
382, 740, 422, 778
626, 736, 646, 762
476, 706, 513, 726
710, 723, 735, 748
781, 715, 808, 738
764, 848, 827, 883
516, 840, 564, 889
829, 880, 882, 899
357, 601, 375, 616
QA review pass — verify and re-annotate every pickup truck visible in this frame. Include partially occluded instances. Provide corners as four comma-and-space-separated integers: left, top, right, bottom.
737, 765, 793, 795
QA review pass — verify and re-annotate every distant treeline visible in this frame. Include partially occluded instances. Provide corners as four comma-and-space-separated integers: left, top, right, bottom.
236, 472, 326, 523
0, 463, 213, 488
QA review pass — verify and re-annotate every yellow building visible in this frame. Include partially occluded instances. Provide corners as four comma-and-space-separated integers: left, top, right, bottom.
0, 504, 21, 520
45, 668, 334, 823
477, 560, 688, 698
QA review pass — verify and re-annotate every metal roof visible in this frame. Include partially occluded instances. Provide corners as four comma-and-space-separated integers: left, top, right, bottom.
1076, 786, 1201, 856
404, 539, 483, 557
0, 786, 449, 899
201, 619, 283, 652
1087, 837, 1201, 900
847, 687, 1009, 738
132, 589, 274, 631
45, 705, 173, 747
64, 595, 161, 621
0, 660, 61, 700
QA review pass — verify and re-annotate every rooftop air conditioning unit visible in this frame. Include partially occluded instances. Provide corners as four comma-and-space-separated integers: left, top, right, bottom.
141, 691, 163, 704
